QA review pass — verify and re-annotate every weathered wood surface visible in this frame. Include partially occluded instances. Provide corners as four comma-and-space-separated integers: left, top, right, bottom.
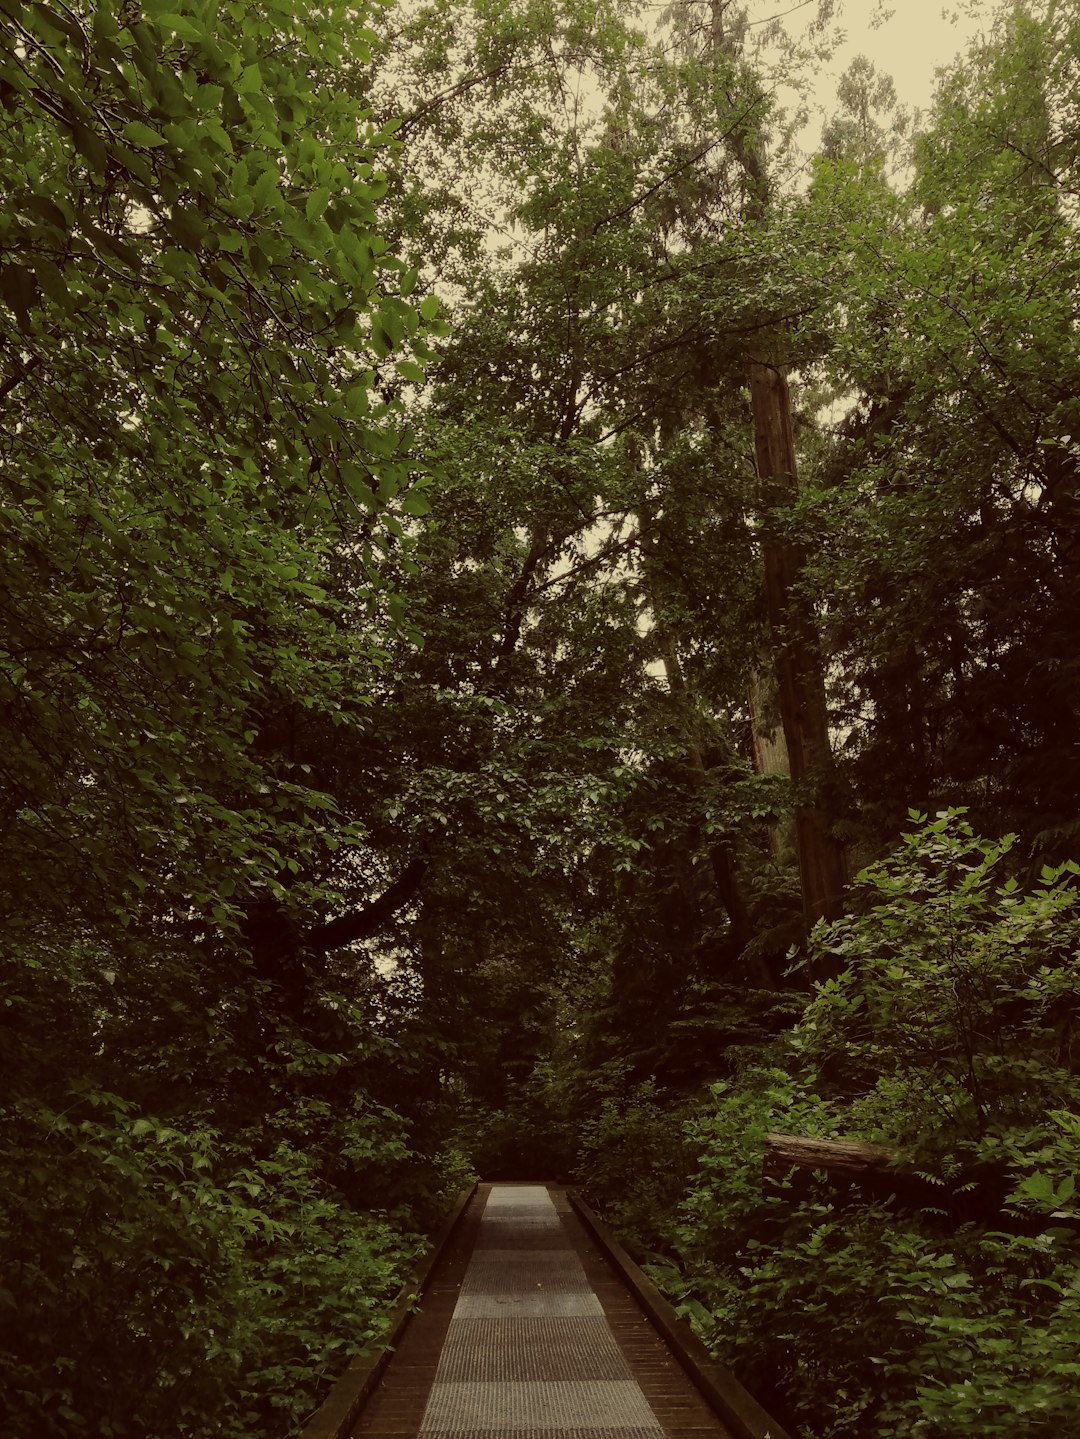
763, 1131, 1080, 1233
299, 1182, 477, 1439
342, 1183, 792, 1439
764, 1132, 896, 1180
568, 1190, 795, 1439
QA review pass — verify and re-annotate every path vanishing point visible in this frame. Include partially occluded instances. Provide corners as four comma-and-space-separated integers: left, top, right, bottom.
350, 1183, 745, 1439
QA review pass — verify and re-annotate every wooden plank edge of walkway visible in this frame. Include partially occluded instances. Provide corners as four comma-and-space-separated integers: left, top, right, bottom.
299, 1181, 479, 1439
567, 1190, 797, 1439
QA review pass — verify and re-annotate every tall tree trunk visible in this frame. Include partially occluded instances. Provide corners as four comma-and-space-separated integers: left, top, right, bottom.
750, 361, 847, 928
747, 664, 790, 858
691, 0, 847, 933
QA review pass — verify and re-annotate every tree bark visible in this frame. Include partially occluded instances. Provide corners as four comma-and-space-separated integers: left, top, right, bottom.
305, 855, 428, 954
764, 1132, 895, 1180
750, 361, 847, 930
747, 665, 790, 858
691, 0, 847, 934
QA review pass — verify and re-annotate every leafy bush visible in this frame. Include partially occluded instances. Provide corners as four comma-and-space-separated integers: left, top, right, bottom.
873, 1225, 1080, 1437
599, 814, 1080, 1437
0, 1092, 420, 1438
460, 1061, 577, 1181
573, 1073, 697, 1258
649, 1071, 860, 1433
671, 1178, 1080, 1437
796, 811, 1080, 1162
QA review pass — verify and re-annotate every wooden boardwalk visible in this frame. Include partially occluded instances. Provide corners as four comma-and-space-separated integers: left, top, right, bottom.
350, 1183, 737, 1439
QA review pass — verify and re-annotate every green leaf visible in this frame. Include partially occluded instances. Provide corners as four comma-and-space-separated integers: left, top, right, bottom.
1, 263, 37, 328
71, 121, 108, 173
305, 186, 331, 223
123, 120, 168, 147
25, 193, 71, 229
194, 82, 223, 111
33, 259, 68, 305
166, 206, 207, 250
237, 62, 262, 95
251, 165, 280, 211
395, 359, 426, 385
399, 489, 431, 516
155, 12, 203, 42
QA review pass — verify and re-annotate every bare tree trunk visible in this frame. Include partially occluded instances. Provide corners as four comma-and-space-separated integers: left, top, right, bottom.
747, 665, 790, 857
750, 361, 847, 930
684, 1, 847, 934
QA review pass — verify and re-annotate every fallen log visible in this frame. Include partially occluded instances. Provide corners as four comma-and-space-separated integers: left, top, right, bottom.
764, 1133, 896, 1181
763, 1130, 994, 1220
762, 1132, 1080, 1233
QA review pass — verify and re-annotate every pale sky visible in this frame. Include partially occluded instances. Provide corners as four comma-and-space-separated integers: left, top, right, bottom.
820, 0, 995, 114
738, 0, 1001, 176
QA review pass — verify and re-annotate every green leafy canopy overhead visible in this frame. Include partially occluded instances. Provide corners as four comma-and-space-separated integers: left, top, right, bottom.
0, 0, 441, 930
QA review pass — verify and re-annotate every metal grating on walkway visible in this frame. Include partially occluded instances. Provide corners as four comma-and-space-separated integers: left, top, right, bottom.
419, 1186, 663, 1438
352, 1183, 734, 1439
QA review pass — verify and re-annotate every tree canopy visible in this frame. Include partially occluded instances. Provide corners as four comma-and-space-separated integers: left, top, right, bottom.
3, 1, 1080, 1435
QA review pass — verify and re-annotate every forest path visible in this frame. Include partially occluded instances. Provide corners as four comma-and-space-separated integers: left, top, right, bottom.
351, 1182, 734, 1439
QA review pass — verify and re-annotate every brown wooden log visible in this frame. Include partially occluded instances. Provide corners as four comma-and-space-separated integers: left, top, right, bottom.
764, 1131, 958, 1219
764, 1132, 897, 1181
763, 1133, 1080, 1234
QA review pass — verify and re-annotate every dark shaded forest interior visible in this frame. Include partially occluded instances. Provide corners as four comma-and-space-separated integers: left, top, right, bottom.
2, 0, 1079, 1435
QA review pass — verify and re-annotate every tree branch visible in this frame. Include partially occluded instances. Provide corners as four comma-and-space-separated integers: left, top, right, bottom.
0, 353, 42, 407
592, 97, 768, 235
304, 855, 428, 953
396, 63, 515, 136
532, 526, 645, 594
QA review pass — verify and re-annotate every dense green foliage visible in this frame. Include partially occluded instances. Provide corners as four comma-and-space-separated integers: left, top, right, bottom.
3, 0, 1080, 1434
576, 814, 1080, 1437
805, 6, 1080, 855
1, 1, 459, 1433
